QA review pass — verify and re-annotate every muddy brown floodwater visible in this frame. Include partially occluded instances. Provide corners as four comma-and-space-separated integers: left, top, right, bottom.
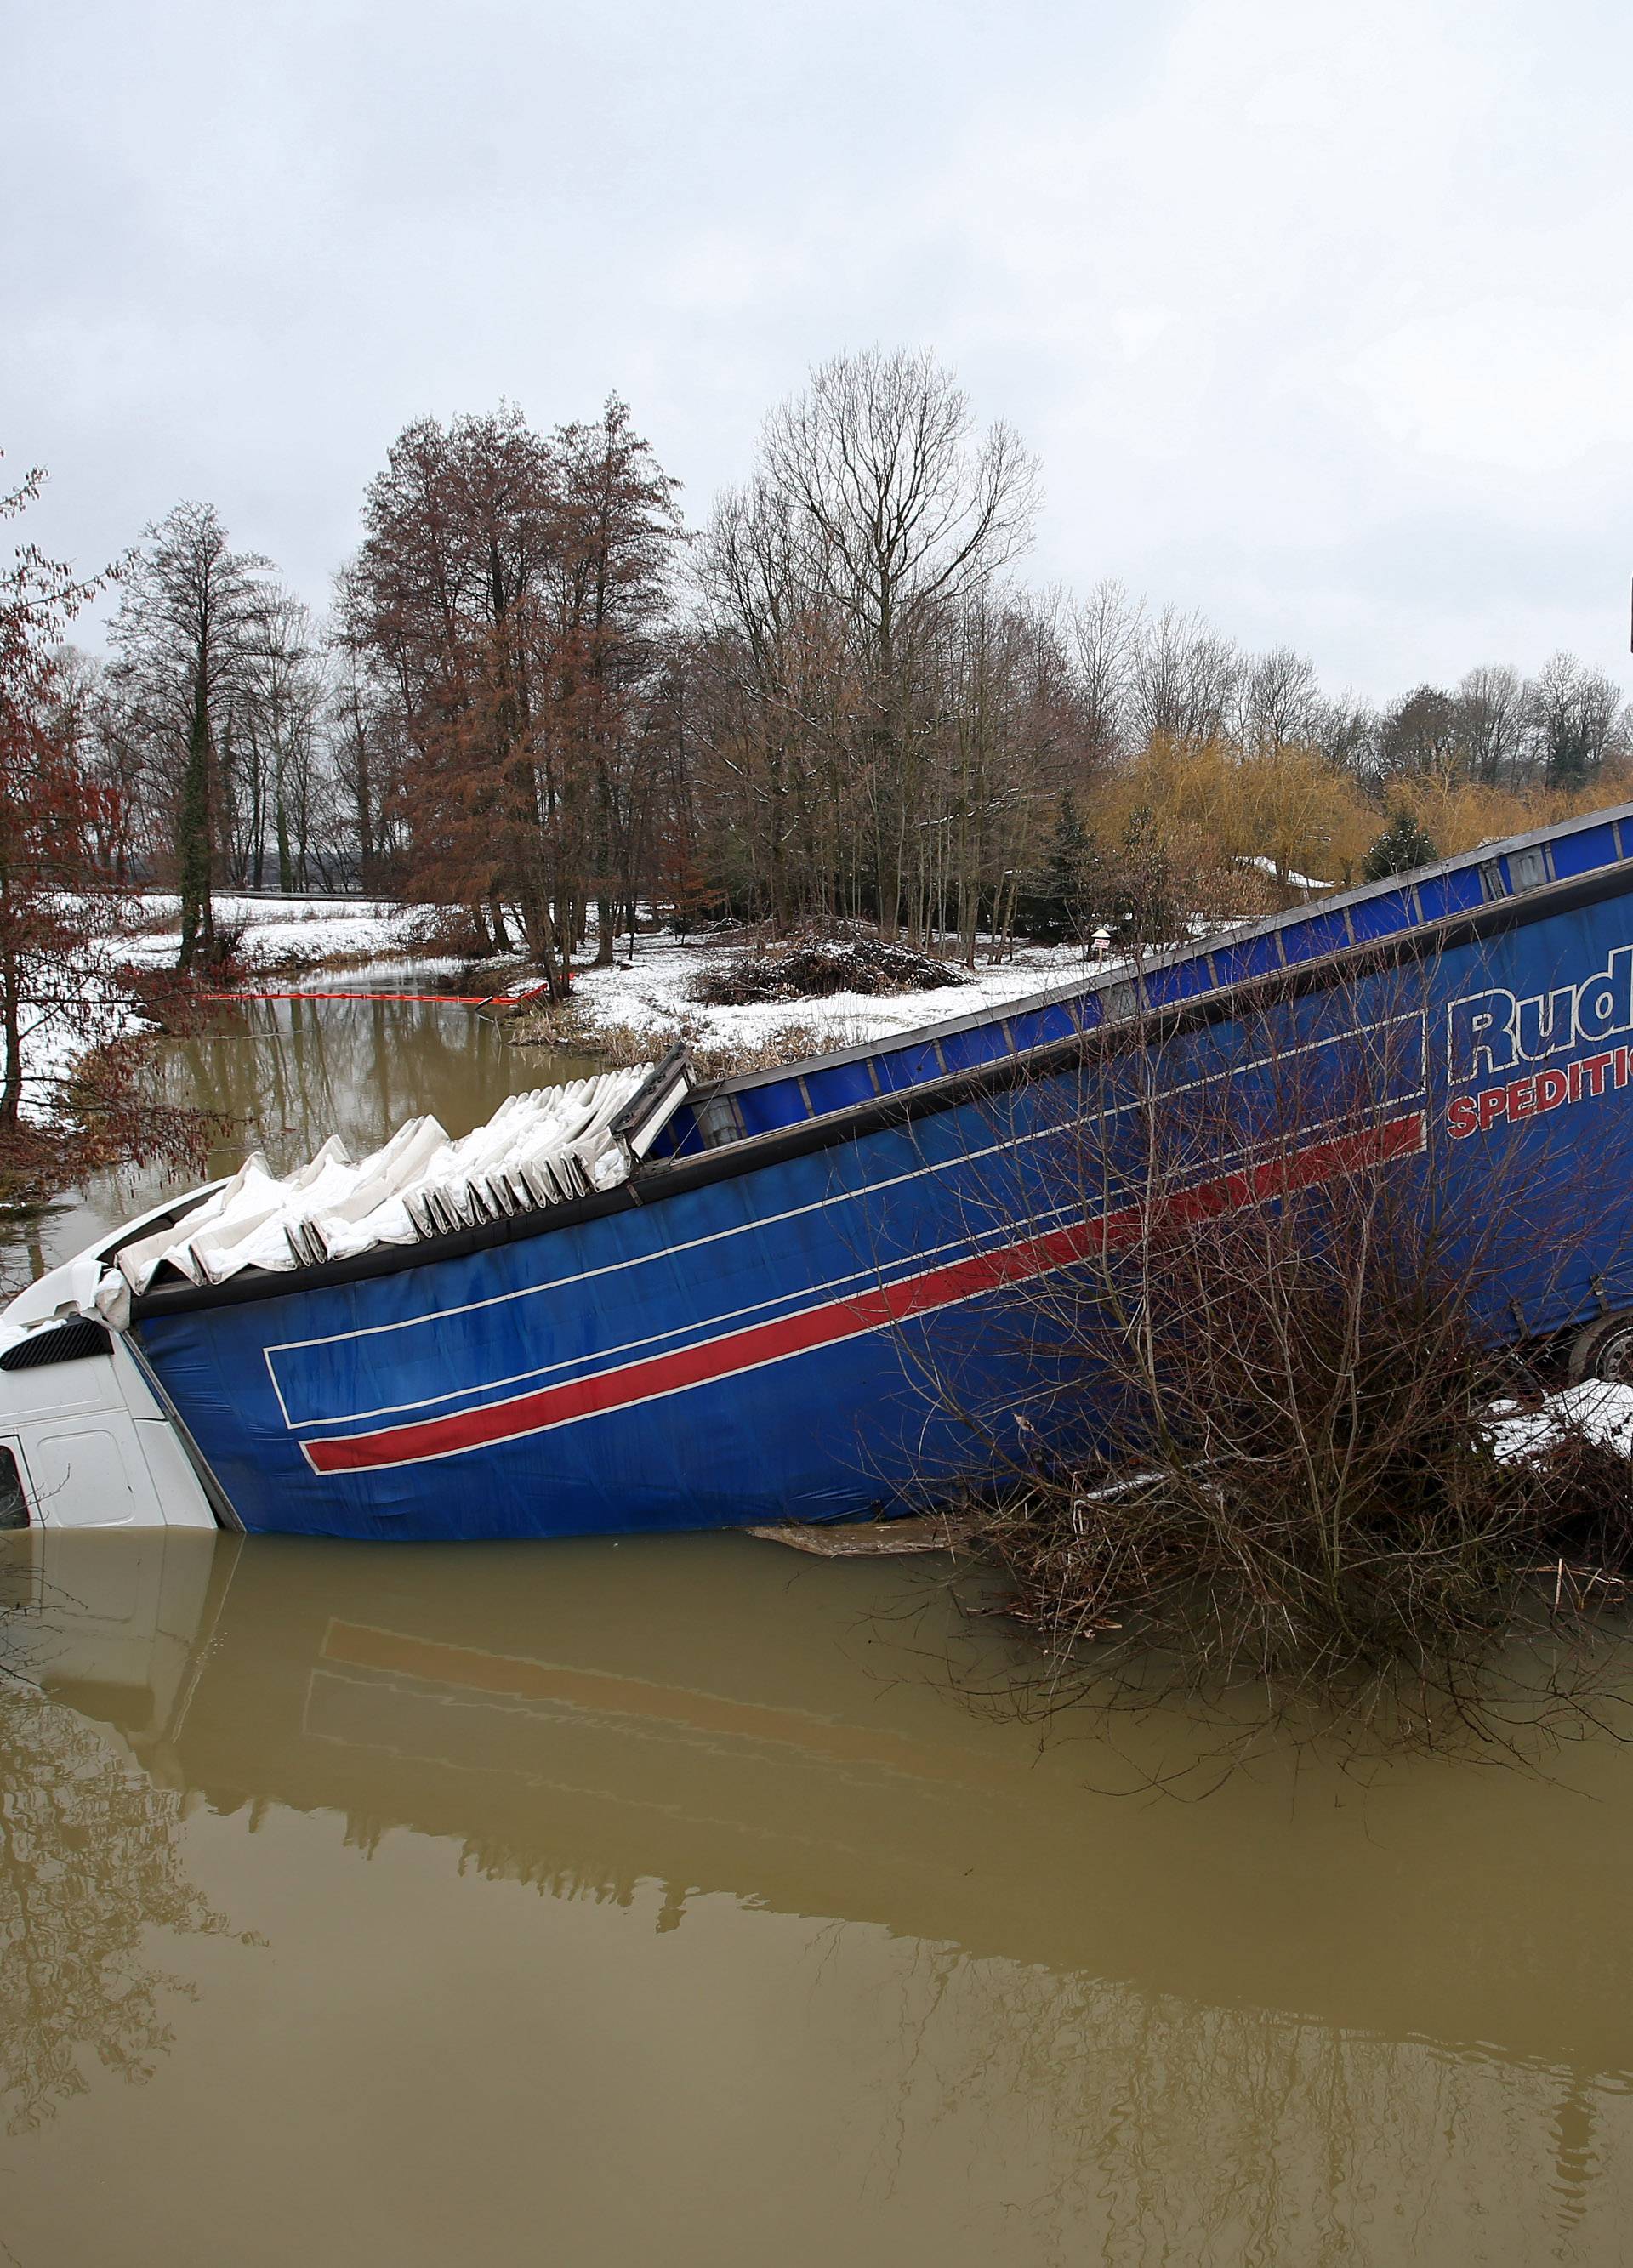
1, 983, 1632, 2265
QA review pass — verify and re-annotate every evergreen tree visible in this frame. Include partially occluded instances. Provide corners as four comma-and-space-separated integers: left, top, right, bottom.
1039, 792, 1095, 941
1362, 809, 1438, 881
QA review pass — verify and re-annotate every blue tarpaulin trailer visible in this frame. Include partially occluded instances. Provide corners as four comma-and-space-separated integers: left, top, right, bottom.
9, 804, 1633, 1539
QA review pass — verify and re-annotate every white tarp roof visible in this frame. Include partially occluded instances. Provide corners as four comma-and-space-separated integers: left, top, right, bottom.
111, 1066, 658, 1298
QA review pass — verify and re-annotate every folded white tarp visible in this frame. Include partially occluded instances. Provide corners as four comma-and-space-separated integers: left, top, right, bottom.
114, 1066, 662, 1297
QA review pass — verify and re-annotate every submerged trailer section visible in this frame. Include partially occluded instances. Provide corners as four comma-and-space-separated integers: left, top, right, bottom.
10, 804, 1633, 1538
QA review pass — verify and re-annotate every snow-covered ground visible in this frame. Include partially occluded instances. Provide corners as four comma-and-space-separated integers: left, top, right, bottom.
555, 935, 1109, 1060
121, 894, 449, 972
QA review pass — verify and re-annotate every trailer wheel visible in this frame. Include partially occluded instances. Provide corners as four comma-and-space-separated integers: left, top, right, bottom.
1566, 1311, 1633, 1385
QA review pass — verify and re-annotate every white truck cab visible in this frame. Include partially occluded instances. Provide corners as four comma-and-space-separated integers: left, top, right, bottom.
0, 1188, 228, 1532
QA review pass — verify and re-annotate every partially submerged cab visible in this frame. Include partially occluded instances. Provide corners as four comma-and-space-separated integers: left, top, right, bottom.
0, 1195, 224, 1532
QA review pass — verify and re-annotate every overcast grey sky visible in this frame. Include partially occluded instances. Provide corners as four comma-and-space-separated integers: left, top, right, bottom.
5, 0, 1630, 698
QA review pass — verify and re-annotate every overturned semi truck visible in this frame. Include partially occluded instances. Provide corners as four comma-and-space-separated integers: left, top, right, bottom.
5, 804, 1633, 1538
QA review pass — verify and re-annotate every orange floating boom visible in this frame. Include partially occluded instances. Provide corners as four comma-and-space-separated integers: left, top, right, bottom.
202, 990, 500, 1004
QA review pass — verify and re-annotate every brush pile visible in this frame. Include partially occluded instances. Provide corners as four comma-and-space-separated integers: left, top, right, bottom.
695, 935, 967, 1007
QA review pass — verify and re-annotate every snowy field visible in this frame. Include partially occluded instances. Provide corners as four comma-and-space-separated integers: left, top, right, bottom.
121, 894, 450, 972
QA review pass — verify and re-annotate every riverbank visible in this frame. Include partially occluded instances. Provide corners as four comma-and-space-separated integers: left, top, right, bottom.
14, 899, 452, 1128
112, 897, 1111, 1080
510, 932, 1101, 1075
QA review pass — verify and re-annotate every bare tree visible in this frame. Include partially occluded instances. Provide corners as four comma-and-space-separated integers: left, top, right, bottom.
1377, 684, 1459, 780
1126, 606, 1240, 747
1316, 692, 1380, 779
1069, 578, 1142, 764
549, 398, 685, 963
937, 588, 1078, 962
236, 592, 327, 890
44, 648, 132, 878
1236, 644, 1323, 756
694, 475, 849, 926
110, 503, 272, 966
1524, 652, 1627, 789
327, 651, 399, 889
1454, 664, 1524, 787
760, 347, 1039, 935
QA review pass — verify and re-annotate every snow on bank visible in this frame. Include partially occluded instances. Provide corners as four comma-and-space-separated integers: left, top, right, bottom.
15, 897, 477, 1127
117, 901, 1112, 1046
1488, 1381, 1633, 1464
12, 897, 453, 1125
21, 896, 1105, 1124
15, 957, 148, 1125
121, 894, 448, 972
554, 935, 1107, 1060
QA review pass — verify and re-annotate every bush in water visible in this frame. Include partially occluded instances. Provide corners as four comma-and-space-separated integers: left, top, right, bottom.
928, 968, 1633, 1758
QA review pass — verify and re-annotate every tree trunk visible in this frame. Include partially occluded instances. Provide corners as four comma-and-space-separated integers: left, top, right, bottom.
351, 719, 375, 884
0, 942, 21, 1133
177, 673, 215, 971
275, 770, 293, 896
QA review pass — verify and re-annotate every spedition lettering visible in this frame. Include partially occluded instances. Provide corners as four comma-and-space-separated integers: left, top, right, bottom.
1447, 1046, 1633, 1139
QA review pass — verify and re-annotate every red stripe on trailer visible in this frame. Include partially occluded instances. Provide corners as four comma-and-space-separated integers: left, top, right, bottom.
302, 1111, 1425, 1475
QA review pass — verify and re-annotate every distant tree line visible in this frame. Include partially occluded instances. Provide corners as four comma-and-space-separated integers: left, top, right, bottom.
32, 347, 1633, 974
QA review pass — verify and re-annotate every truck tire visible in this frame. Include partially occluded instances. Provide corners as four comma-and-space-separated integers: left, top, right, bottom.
1566, 1310, 1633, 1385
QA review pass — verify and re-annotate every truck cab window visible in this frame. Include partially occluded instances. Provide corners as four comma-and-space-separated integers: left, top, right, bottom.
0, 1447, 29, 1530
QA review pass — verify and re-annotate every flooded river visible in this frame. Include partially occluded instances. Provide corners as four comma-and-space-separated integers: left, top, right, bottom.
2, 985, 1632, 2265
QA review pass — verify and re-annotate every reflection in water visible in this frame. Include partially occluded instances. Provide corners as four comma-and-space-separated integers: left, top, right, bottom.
846, 1954, 1630, 2265
0, 1538, 255, 2137
0, 1687, 238, 2138
163, 989, 595, 1181
0, 1529, 1630, 2265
